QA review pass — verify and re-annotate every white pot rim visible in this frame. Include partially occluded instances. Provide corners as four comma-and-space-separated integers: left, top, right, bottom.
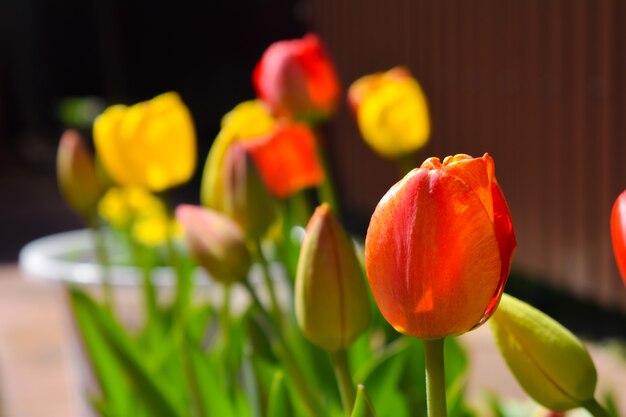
18, 229, 211, 287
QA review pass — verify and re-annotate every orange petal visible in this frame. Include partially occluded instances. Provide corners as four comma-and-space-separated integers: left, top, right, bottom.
365, 167, 503, 339
244, 123, 324, 198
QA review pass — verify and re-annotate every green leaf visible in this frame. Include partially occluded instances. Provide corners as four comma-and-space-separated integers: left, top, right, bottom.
350, 385, 377, 417
355, 339, 410, 417
69, 288, 131, 417
603, 392, 621, 417
69, 287, 183, 417
186, 342, 238, 417
267, 371, 294, 417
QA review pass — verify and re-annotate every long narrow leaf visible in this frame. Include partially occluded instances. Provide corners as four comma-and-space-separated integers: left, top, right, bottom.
69, 287, 183, 417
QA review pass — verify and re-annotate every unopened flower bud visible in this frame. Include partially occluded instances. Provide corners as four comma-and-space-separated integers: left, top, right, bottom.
222, 142, 276, 240
176, 205, 251, 285
490, 293, 598, 411
296, 204, 370, 351
56, 129, 104, 219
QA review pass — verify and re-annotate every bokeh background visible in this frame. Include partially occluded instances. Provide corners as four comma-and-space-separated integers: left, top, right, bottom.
1, 2, 626, 413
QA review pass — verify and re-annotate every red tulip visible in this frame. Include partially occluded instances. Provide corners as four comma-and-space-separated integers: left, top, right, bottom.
253, 34, 341, 123
610, 189, 626, 286
244, 122, 324, 198
365, 153, 516, 339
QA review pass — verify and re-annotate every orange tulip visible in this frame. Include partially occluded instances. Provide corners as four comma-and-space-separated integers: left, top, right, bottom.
244, 122, 324, 198
364, 153, 516, 339
253, 34, 340, 123
610, 189, 626, 286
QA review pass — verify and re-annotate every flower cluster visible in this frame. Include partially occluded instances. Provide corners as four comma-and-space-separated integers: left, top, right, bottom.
55, 33, 617, 417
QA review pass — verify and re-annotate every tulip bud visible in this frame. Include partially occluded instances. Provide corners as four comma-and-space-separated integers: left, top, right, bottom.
244, 122, 325, 198
610, 189, 626, 286
57, 129, 104, 219
296, 204, 370, 352
176, 205, 251, 285
200, 100, 275, 209
221, 142, 276, 240
348, 67, 430, 159
365, 154, 516, 339
490, 293, 597, 411
254, 33, 341, 123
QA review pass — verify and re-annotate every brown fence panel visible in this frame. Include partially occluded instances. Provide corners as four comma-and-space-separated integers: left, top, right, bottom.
311, 0, 626, 310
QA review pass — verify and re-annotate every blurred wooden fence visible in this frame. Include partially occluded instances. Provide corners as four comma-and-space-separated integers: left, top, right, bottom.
311, 0, 626, 310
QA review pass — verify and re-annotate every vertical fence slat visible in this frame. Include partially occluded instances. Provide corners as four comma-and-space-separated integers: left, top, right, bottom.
310, 0, 626, 311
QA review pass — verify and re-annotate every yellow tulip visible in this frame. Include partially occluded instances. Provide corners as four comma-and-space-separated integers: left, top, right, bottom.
94, 92, 196, 192
98, 186, 165, 229
200, 100, 275, 209
348, 67, 430, 159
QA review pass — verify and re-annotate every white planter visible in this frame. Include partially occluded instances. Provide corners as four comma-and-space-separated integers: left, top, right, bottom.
18, 229, 211, 287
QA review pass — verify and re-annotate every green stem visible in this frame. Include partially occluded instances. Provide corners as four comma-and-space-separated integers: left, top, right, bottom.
221, 284, 231, 347
314, 129, 341, 215
88, 219, 114, 312
331, 349, 356, 416
583, 398, 610, 417
254, 240, 282, 326
397, 153, 417, 177
424, 338, 447, 417
243, 281, 321, 417
129, 237, 158, 324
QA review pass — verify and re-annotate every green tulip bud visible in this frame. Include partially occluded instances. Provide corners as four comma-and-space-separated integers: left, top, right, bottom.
56, 129, 104, 220
296, 204, 370, 352
176, 204, 251, 285
490, 293, 597, 411
221, 142, 276, 240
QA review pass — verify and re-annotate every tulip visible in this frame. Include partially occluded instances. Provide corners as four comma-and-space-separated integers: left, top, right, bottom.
348, 67, 430, 159
244, 122, 325, 198
201, 100, 275, 209
364, 153, 516, 339
610, 189, 626, 286
254, 33, 341, 123
296, 204, 370, 352
176, 205, 251, 285
57, 129, 104, 219
221, 142, 277, 240
98, 186, 166, 230
94, 92, 196, 192
490, 294, 598, 412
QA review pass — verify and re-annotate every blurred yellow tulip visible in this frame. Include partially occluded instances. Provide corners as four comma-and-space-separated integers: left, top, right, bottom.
200, 100, 275, 209
94, 92, 196, 192
98, 186, 177, 247
348, 67, 430, 159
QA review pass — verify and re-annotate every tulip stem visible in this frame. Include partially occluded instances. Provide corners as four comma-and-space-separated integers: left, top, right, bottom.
331, 349, 356, 416
314, 129, 341, 215
424, 338, 447, 417
255, 240, 282, 327
397, 154, 417, 177
583, 398, 610, 417
221, 284, 231, 347
242, 281, 322, 417
88, 219, 114, 312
